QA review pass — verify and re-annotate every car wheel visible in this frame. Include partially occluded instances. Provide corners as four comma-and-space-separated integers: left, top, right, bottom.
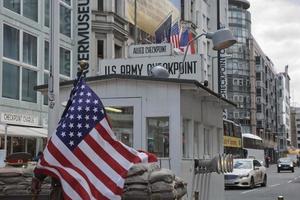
261, 175, 267, 187
250, 177, 255, 189
292, 168, 294, 173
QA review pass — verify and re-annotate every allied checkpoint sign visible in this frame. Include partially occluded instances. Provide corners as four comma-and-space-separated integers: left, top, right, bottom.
98, 54, 204, 81
128, 43, 172, 58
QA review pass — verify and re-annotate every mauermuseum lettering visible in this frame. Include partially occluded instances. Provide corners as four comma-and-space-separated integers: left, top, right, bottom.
77, 0, 91, 64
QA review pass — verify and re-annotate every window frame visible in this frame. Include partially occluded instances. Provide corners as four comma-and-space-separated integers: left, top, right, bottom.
2, 23, 39, 103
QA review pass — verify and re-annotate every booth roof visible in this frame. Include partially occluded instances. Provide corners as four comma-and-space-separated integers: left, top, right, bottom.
0, 124, 47, 138
35, 74, 236, 107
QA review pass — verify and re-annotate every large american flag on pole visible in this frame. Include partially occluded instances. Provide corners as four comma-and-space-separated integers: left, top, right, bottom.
36, 76, 157, 200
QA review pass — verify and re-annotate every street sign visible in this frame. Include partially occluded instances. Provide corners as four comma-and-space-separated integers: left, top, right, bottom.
128, 43, 172, 58
98, 54, 204, 81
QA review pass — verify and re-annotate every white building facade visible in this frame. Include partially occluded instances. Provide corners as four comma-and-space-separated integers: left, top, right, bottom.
276, 65, 291, 151
291, 107, 300, 148
0, 0, 77, 156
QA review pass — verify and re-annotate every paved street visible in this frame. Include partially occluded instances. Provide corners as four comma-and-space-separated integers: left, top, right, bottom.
225, 164, 300, 200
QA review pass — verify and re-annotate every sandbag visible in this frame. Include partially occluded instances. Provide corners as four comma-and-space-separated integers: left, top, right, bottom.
122, 163, 187, 200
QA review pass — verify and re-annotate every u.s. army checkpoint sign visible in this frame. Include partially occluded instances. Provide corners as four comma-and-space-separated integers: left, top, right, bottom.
98, 54, 204, 81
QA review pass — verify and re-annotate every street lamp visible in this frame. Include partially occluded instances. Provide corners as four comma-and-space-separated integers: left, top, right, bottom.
178, 28, 236, 78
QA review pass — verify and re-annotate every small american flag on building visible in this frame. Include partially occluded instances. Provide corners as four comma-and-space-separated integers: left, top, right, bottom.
35, 76, 157, 200
170, 21, 181, 49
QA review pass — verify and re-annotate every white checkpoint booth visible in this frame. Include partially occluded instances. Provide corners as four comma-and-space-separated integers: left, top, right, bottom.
37, 74, 235, 200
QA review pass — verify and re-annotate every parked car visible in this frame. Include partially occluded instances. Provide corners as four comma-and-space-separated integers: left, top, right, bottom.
224, 158, 267, 189
277, 157, 294, 173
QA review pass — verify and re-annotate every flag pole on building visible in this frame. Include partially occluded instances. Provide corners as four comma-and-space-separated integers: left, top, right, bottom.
48, 0, 60, 138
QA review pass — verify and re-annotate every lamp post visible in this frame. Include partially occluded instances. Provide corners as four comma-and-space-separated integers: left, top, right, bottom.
0, 122, 7, 154
178, 28, 236, 79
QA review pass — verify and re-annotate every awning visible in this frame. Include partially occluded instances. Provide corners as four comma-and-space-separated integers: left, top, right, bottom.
0, 124, 47, 138
242, 133, 262, 141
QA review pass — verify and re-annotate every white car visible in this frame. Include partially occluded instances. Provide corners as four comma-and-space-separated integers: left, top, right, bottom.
224, 158, 267, 188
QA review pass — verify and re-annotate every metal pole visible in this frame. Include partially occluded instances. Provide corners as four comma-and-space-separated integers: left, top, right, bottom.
217, 0, 221, 94
178, 33, 206, 78
4, 125, 7, 153
277, 196, 284, 200
48, 0, 60, 138
134, 0, 138, 44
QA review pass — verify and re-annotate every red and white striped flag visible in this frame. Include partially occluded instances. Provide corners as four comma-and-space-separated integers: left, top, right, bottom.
170, 21, 181, 49
35, 76, 157, 200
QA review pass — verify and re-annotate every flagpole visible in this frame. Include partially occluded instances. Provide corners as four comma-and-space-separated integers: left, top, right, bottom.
48, 0, 60, 138
134, 0, 137, 44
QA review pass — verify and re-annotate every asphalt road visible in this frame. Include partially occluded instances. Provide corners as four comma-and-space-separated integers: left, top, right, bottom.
225, 164, 300, 200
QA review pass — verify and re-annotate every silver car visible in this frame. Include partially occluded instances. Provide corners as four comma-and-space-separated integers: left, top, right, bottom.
224, 159, 267, 188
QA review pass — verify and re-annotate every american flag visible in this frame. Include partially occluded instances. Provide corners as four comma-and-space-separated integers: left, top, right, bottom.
170, 21, 181, 49
36, 76, 157, 200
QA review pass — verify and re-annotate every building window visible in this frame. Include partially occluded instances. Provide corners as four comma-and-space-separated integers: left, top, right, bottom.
60, 47, 71, 77
255, 56, 261, 65
256, 88, 261, 97
182, 119, 190, 158
23, 32, 37, 66
44, 41, 50, 70
147, 117, 169, 157
256, 72, 261, 81
97, 40, 104, 59
233, 79, 238, 85
98, 0, 103, 11
239, 79, 243, 86
4, 0, 21, 13
204, 128, 210, 156
115, 45, 122, 58
3, 24, 19, 61
107, 107, 133, 147
44, 0, 49, 27
257, 104, 262, 113
22, 68, 37, 102
43, 74, 48, 105
194, 121, 200, 158
2, 62, 20, 100
23, 0, 38, 21
60, 4, 71, 37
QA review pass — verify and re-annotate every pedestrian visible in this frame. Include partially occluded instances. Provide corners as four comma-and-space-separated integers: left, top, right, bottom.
31, 152, 63, 200
265, 156, 269, 168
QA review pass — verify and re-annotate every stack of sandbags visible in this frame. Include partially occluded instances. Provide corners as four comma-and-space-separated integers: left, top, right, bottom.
0, 164, 51, 196
122, 163, 187, 200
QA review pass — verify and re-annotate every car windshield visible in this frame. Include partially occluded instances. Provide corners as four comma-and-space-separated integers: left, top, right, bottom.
233, 160, 252, 169
278, 158, 292, 163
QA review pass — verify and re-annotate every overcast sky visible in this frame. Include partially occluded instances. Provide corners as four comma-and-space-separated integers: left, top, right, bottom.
249, 0, 300, 106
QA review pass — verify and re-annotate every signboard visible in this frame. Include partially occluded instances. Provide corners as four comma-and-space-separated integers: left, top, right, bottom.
77, 0, 91, 66
128, 43, 172, 58
98, 55, 204, 81
219, 49, 228, 119
1, 113, 39, 126
224, 136, 241, 148
126, 0, 180, 35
